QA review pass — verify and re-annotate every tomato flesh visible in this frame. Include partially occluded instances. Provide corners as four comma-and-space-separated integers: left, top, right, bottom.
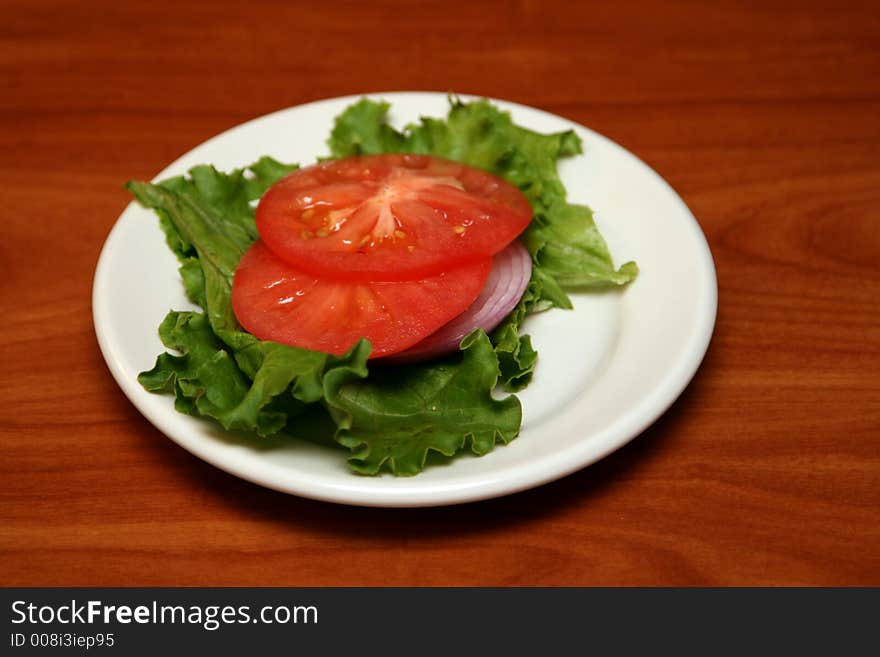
232, 240, 492, 357
256, 154, 532, 281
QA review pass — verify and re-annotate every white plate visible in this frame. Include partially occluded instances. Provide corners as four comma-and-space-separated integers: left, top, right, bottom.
93, 92, 717, 507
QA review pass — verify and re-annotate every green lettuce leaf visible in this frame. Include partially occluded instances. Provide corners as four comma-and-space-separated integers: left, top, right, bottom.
491, 279, 540, 391
127, 156, 298, 335
129, 158, 373, 440
324, 330, 521, 476
127, 180, 242, 335
328, 99, 408, 156
521, 202, 640, 288
138, 311, 371, 437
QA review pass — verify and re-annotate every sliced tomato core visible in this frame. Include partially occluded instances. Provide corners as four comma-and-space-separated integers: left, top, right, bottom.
256, 154, 532, 281
232, 240, 492, 358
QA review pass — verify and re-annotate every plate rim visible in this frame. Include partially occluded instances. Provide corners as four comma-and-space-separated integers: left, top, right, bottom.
93, 91, 717, 507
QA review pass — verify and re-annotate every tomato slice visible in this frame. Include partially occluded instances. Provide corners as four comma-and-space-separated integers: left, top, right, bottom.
256, 154, 532, 281
232, 240, 492, 357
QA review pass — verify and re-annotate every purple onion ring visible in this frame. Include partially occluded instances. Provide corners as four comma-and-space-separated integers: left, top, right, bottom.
383, 239, 532, 364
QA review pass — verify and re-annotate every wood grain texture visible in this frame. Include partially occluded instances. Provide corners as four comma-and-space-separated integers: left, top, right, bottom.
1, 0, 878, 586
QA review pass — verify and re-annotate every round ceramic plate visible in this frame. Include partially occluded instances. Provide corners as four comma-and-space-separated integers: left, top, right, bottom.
93, 92, 716, 507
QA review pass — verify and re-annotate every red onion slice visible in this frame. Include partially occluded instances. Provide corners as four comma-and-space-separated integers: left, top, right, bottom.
383, 240, 532, 364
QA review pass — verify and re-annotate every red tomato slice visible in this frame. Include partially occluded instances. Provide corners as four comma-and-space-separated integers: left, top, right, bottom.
232, 240, 492, 357
256, 154, 532, 281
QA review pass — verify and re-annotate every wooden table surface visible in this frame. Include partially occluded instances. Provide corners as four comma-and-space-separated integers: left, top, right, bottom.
2, 0, 878, 586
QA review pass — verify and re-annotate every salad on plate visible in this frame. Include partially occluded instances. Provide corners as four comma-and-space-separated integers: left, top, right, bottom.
127, 97, 638, 476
